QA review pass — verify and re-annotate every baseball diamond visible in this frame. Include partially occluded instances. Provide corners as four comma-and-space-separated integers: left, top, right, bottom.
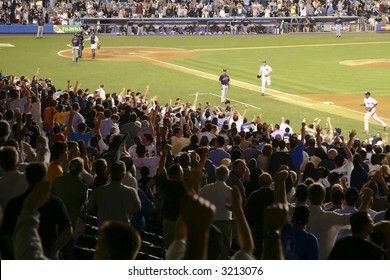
1, 34, 390, 139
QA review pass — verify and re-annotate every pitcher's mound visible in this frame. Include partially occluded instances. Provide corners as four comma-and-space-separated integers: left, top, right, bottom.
59, 47, 197, 61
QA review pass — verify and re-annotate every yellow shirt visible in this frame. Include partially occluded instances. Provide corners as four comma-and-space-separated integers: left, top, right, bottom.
53, 111, 70, 125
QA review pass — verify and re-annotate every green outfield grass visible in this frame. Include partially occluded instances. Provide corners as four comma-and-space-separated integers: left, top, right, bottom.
1, 33, 389, 139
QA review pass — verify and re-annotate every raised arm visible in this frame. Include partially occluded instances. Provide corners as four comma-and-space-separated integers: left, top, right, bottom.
300, 121, 306, 144
342, 130, 355, 161
74, 81, 80, 93
188, 147, 209, 194
326, 117, 333, 135
226, 186, 254, 254
15, 111, 32, 143
262, 203, 288, 260
159, 144, 172, 175
118, 87, 126, 99
347, 129, 357, 148
34, 67, 40, 81
143, 85, 149, 102
64, 104, 75, 136
315, 125, 322, 148
13, 180, 50, 260
241, 105, 248, 120
191, 92, 199, 111
91, 111, 104, 136
274, 170, 289, 204
182, 194, 215, 260
21, 83, 32, 113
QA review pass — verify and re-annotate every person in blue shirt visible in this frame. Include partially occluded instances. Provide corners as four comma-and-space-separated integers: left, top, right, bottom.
335, 13, 342, 37
219, 69, 230, 104
71, 34, 81, 62
281, 206, 320, 260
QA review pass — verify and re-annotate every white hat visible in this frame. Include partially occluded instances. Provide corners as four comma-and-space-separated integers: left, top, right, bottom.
135, 121, 142, 128
375, 141, 383, 146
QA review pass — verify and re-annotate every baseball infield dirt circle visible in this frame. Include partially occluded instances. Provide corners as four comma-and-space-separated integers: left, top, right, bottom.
340, 59, 390, 68
59, 47, 197, 61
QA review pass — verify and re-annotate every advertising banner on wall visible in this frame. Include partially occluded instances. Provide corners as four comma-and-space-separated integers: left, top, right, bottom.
323, 24, 351, 32
53, 25, 82, 33
376, 24, 390, 31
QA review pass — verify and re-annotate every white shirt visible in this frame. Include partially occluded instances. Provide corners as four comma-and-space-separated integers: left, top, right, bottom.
65, 111, 85, 131
363, 96, 378, 110
100, 118, 116, 141
134, 157, 160, 181
97, 86, 105, 100
199, 180, 232, 221
128, 144, 138, 159
259, 64, 272, 77
306, 204, 350, 260
123, 172, 138, 190
331, 160, 354, 188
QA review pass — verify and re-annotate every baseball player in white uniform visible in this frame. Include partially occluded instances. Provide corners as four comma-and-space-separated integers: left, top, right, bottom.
258, 60, 272, 96
361, 91, 387, 133
86, 32, 99, 59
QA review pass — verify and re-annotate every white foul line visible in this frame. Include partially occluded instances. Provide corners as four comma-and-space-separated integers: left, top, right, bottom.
139, 55, 313, 107
207, 92, 262, 110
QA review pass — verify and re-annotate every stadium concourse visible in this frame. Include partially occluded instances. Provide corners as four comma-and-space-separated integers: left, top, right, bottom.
0, 71, 389, 260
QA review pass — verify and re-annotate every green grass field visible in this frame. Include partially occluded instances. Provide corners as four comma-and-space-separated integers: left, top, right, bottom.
1, 33, 390, 139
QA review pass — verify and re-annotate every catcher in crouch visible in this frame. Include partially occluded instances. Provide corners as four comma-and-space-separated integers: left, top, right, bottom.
257, 60, 272, 96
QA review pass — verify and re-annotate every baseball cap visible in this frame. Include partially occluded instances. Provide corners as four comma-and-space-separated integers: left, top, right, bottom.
223, 68, 227, 72
262, 60, 267, 63
364, 91, 371, 95
328, 172, 343, 184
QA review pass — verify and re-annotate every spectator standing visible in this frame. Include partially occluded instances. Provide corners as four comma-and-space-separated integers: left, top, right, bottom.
86, 161, 141, 228
36, 15, 45, 38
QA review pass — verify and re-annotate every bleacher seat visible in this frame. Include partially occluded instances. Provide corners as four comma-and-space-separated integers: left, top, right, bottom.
141, 231, 163, 247
73, 246, 95, 260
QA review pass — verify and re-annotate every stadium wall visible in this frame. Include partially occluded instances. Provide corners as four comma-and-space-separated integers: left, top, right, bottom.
0, 16, 385, 35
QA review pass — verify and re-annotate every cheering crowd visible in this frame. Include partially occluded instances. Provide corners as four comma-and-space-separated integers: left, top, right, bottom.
0, 71, 389, 260
1, 0, 389, 30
